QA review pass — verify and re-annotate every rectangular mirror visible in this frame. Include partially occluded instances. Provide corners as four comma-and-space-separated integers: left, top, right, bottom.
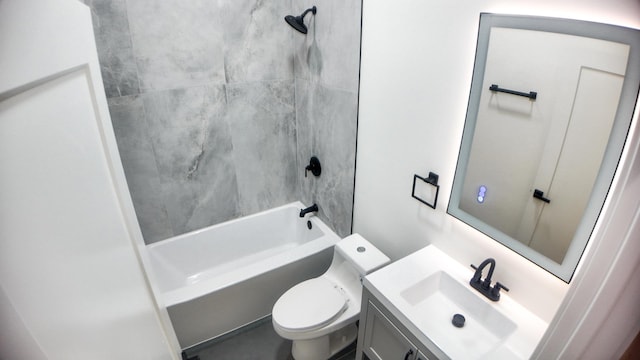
449, 14, 640, 282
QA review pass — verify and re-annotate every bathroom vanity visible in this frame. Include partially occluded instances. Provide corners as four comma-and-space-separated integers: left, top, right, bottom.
355, 245, 548, 360
357, 290, 444, 360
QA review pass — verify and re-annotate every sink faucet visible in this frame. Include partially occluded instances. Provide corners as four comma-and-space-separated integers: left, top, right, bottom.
470, 258, 509, 301
299, 204, 318, 217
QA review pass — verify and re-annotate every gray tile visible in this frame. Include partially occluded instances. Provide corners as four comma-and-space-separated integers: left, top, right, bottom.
85, 0, 140, 97
158, 166, 240, 235
108, 96, 173, 243
295, 79, 357, 237
293, 0, 361, 92
221, 0, 295, 83
92, 0, 360, 242
291, 0, 361, 238
141, 85, 240, 235
97, 49, 141, 98
226, 80, 299, 216
126, 0, 226, 91
85, 0, 130, 46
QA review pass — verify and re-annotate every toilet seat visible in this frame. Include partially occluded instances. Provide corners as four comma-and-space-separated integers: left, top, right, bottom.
273, 277, 348, 332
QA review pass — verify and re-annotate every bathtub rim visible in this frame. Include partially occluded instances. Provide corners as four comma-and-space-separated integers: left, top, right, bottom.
147, 201, 312, 249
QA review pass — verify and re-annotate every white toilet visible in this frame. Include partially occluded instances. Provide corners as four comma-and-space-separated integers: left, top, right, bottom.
272, 234, 390, 360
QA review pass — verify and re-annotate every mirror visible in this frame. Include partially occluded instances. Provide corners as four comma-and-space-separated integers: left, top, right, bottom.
449, 14, 640, 282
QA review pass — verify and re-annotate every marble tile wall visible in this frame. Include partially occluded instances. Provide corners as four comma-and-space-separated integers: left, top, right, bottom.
84, 0, 140, 97
85, 0, 360, 243
296, 81, 358, 237
293, 0, 362, 237
140, 85, 240, 235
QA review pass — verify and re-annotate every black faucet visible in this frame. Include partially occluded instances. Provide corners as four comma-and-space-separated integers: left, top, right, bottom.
470, 258, 509, 301
299, 204, 318, 217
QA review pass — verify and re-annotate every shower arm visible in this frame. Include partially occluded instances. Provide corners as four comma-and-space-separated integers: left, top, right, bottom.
301, 6, 317, 19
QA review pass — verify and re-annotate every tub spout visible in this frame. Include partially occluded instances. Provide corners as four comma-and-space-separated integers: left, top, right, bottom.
299, 204, 318, 217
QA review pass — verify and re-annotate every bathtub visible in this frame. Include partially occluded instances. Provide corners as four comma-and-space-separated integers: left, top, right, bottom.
145, 201, 340, 348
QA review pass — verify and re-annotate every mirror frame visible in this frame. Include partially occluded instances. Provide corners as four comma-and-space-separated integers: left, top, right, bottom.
449, 13, 640, 282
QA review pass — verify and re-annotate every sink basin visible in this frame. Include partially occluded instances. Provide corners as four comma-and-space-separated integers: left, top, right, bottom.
363, 245, 548, 359
400, 271, 517, 358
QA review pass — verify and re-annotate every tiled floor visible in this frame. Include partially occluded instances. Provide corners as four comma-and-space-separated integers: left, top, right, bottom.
182, 317, 356, 360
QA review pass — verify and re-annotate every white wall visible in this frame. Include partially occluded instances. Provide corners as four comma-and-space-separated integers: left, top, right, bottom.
354, 0, 640, 323
0, 0, 179, 358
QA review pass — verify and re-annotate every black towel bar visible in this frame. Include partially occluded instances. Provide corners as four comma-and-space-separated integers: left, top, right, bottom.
489, 84, 537, 100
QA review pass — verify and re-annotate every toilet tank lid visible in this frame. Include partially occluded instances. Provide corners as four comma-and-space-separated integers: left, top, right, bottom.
336, 234, 390, 275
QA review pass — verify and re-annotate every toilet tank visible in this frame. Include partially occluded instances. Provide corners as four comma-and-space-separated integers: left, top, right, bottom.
335, 234, 390, 275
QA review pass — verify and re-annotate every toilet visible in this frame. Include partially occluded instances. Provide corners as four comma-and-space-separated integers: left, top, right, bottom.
272, 234, 390, 360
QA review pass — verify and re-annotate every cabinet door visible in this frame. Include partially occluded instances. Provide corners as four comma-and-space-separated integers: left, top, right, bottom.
363, 301, 417, 360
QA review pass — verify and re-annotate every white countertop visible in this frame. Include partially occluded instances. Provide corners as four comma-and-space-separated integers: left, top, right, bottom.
364, 245, 549, 360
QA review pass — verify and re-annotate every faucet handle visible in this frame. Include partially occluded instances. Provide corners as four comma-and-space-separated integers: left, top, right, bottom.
304, 156, 321, 177
490, 282, 509, 300
470, 264, 481, 283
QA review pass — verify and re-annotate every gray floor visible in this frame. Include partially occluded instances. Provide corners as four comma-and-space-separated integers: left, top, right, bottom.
182, 317, 356, 360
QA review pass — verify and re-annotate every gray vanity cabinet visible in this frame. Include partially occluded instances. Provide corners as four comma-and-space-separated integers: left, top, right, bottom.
362, 301, 417, 360
356, 288, 444, 360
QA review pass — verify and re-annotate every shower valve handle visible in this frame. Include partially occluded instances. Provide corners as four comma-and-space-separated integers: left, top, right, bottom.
305, 156, 321, 177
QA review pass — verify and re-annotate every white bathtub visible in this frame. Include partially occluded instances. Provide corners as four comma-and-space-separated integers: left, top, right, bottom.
145, 201, 340, 348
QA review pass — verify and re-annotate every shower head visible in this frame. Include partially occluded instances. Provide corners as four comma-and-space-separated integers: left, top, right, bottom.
284, 6, 316, 34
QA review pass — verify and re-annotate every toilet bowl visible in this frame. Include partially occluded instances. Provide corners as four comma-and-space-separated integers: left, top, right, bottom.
272, 234, 390, 360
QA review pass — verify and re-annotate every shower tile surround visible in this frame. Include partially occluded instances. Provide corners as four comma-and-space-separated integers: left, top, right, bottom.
85, 0, 361, 242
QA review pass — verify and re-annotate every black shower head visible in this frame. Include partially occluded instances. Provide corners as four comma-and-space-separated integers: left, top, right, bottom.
284, 6, 316, 34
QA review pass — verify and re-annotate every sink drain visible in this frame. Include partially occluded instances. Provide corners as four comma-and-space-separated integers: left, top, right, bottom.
452, 313, 465, 328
